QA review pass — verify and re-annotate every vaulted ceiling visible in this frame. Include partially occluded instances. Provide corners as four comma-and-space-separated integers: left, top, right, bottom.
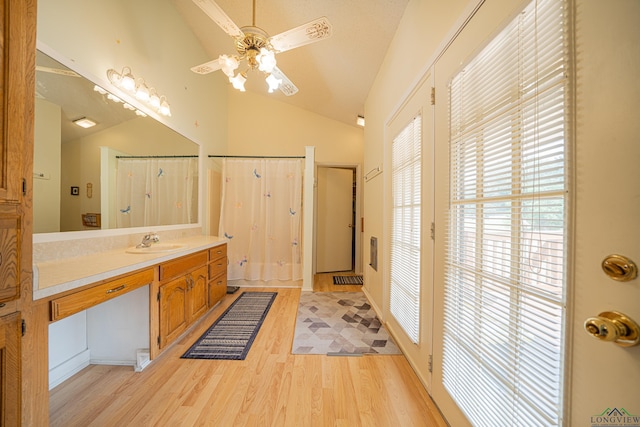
170, 0, 410, 127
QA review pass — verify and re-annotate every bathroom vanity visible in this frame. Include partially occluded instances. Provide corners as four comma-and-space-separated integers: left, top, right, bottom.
34, 235, 227, 386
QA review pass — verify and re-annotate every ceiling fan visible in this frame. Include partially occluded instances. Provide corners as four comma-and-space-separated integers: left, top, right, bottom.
190, 0, 332, 96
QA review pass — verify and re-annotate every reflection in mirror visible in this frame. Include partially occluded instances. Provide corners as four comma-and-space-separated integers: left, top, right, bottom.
34, 50, 199, 234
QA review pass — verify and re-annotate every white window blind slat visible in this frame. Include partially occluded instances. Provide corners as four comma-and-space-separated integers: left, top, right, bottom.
443, 0, 569, 425
390, 115, 422, 344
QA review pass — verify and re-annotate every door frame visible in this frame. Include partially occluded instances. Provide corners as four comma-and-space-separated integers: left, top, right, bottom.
313, 163, 362, 275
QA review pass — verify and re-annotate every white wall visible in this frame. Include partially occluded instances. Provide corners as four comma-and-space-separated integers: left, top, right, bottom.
227, 89, 363, 163
363, 0, 471, 307
33, 99, 61, 233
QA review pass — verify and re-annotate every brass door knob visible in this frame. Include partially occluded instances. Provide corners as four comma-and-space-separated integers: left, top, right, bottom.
584, 311, 640, 347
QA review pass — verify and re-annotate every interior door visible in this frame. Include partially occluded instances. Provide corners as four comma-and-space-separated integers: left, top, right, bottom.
316, 167, 353, 272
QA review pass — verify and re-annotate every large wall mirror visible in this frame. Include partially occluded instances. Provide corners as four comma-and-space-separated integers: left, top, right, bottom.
34, 48, 200, 235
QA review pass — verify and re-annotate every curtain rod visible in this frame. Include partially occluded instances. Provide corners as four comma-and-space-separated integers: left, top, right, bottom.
116, 155, 198, 159
208, 155, 305, 159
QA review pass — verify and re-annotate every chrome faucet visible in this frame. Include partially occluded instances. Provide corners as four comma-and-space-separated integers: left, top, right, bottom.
137, 232, 160, 248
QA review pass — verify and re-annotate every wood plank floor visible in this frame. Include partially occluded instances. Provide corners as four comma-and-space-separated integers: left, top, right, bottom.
50, 277, 447, 426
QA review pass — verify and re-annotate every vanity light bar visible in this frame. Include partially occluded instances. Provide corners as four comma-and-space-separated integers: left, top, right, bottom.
106, 67, 171, 117
94, 85, 148, 117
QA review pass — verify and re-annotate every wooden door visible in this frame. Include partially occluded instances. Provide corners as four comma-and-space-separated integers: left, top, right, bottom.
0, 312, 21, 426
187, 266, 208, 323
316, 167, 354, 272
159, 276, 188, 348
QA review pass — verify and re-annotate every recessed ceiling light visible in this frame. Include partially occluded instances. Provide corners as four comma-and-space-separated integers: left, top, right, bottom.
73, 118, 97, 128
356, 115, 365, 127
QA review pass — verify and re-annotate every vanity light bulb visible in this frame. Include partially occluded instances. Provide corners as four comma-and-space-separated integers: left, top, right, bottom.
135, 84, 150, 101
94, 85, 108, 95
149, 94, 161, 109
121, 73, 135, 91
159, 100, 171, 117
107, 93, 122, 103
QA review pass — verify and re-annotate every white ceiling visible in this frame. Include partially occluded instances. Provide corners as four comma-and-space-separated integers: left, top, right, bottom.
170, 0, 410, 127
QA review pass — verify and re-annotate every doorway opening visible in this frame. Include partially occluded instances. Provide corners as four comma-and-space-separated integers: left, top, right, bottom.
315, 165, 360, 274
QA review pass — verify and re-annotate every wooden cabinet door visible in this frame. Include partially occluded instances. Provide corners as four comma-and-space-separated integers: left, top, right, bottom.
0, 312, 21, 426
0, 0, 34, 204
158, 277, 188, 349
187, 266, 208, 323
0, 215, 20, 303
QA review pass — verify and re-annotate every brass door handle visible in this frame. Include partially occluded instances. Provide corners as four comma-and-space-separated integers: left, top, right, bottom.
584, 311, 640, 347
106, 285, 126, 294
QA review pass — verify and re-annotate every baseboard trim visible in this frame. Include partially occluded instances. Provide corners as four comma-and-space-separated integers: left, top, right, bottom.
49, 349, 91, 390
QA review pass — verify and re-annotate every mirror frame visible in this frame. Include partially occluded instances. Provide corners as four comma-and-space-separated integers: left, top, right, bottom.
33, 41, 203, 244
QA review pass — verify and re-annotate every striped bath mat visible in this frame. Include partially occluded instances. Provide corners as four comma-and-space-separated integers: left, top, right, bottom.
181, 292, 276, 360
333, 275, 363, 285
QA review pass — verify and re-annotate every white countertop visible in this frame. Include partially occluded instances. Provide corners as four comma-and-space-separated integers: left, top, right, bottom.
33, 235, 227, 300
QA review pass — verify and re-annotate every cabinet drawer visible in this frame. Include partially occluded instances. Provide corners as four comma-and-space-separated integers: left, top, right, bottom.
209, 244, 227, 262
159, 251, 207, 282
208, 256, 227, 279
208, 273, 227, 307
50, 268, 154, 321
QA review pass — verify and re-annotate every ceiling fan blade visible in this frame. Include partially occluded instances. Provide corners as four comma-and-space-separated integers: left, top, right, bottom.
269, 17, 332, 53
192, 0, 244, 38
190, 58, 223, 75
271, 67, 298, 96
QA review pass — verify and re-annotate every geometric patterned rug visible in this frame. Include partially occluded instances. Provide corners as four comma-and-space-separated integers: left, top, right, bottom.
291, 292, 401, 355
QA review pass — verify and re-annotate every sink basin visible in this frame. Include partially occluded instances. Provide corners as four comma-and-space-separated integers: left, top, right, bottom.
126, 243, 187, 254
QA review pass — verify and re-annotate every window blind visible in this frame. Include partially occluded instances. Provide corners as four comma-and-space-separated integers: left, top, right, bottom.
443, 0, 569, 425
390, 115, 422, 344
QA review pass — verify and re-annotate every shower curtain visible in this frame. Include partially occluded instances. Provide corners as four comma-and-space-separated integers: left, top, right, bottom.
116, 157, 198, 228
218, 158, 303, 281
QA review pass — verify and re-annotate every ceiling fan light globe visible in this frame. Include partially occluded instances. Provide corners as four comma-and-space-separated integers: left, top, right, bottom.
230, 73, 246, 92
257, 48, 277, 73
266, 73, 282, 92
219, 54, 239, 77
